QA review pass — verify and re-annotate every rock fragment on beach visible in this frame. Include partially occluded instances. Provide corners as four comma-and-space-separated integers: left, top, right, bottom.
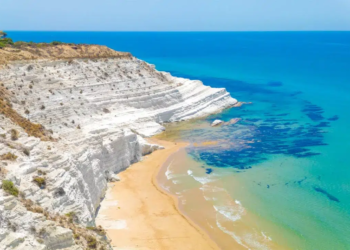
109, 174, 121, 182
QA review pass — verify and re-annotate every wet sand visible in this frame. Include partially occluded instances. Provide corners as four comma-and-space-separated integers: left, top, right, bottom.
156, 146, 285, 250
96, 138, 220, 250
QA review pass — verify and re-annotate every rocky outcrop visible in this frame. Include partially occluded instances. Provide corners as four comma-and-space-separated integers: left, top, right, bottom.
211, 118, 241, 127
0, 45, 237, 249
211, 119, 224, 127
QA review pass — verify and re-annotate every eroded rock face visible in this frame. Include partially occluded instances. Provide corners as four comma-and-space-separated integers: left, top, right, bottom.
0, 55, 237, 249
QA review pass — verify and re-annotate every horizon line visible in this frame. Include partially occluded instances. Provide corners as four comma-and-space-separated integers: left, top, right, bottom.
4, 30, 350, 32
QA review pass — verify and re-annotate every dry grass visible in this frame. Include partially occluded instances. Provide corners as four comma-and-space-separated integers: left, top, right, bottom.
20, 198, 110, 249
0, 44, 132, 65
0, 152, 18, 161
0, 87, 54, 141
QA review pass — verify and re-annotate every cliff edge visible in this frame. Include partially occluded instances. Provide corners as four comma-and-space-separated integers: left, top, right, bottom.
0, 43, 131, 65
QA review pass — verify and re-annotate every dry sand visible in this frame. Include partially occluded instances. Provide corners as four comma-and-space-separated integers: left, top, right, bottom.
96, 139, 220, 250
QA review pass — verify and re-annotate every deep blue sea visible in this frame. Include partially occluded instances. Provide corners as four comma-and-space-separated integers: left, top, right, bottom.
9, 31, 350, 249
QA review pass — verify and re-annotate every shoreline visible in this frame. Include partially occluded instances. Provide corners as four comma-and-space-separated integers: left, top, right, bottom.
96, 138, 220, 250
155, 141, 247, 250
150, 139, 221, 250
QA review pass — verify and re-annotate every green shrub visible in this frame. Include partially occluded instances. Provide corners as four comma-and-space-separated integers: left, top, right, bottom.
2, 38, 13, 45
51, 41, 63, 46
86, 226, 106, 236
33, 177, 46, 188
0, 36, 13, 48
86, 235, 97, 249
2, 180, 19, 197
65, 211, 75, 217
65, 211, 76, 223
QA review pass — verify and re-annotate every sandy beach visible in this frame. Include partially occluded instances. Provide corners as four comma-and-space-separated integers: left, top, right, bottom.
96, 139, 220, 250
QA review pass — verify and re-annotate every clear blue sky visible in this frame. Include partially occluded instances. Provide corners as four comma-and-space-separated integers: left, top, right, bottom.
2, 0, 350, 31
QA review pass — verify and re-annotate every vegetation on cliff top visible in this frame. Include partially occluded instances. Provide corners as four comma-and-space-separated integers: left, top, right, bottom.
0, 31, 74, 49
0, 31, 13, 48
0, 32, 131, 65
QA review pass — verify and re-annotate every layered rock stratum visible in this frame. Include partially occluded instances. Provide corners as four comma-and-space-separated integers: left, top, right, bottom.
0, 44, 237, 249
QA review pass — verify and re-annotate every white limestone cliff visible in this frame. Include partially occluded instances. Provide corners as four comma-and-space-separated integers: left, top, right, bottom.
0, 54, 237, 249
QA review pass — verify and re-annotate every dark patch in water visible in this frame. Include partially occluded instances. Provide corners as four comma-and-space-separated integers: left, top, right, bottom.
205, 168, 213, 174
306, 113, 324, 121
314, 187, 340, 202
296, 176, 307, 185
168, 74, 330, 170
303, 104, 325, 121
315, 122, 330, 128
290, 91, 303, 97
267, 81, 283, 87
295, 152, 321, 158
328, 115, 339, 121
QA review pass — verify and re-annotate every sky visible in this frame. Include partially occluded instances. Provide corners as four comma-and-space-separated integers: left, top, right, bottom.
2, 0, 350, 31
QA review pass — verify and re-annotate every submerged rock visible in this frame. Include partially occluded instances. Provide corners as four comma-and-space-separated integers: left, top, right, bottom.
211, 118, 241, 127
227, 118, 241, 125
211, 120, 224, 127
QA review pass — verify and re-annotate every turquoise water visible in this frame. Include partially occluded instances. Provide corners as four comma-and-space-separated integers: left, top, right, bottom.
9, 32, 350, 249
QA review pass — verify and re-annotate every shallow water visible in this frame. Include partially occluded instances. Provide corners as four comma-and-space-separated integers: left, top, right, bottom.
10, 31, 350, 249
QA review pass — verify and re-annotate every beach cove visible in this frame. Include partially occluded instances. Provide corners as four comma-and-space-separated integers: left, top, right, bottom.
96, 139, 227, 250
